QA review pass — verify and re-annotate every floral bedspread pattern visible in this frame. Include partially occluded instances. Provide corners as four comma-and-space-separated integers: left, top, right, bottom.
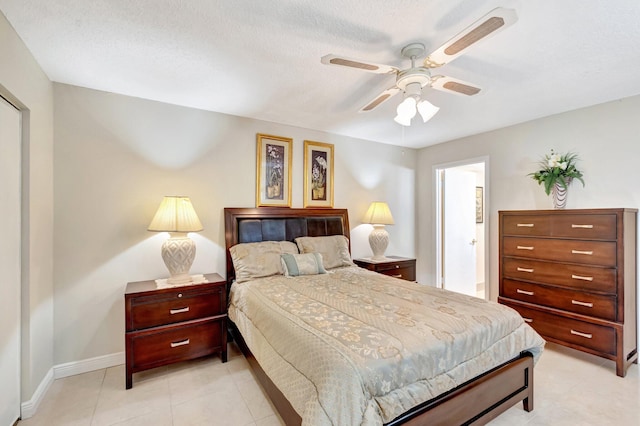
229, 266, 545, 426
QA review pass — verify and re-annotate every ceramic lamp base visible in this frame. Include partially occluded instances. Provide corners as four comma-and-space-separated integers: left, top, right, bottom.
369, 225, 390, 261
161, 233, 196, 284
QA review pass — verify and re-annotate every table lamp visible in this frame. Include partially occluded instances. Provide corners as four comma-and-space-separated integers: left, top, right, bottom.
148, 196, 203, 285
362, 201, 394, 261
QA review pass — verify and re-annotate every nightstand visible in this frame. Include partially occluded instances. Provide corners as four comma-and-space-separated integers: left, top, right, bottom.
353, 256, 416, 281
124, 273, 227, 389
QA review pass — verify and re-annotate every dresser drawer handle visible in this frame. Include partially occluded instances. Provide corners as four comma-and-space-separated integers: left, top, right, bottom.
570, 330, 593, 339
170, 339, 190, 348
516, 223, 534, 227
517, 267, 534, 273
571, 224, 594, 229
516, 289, 535, 296
516, 245, 534, 250
523, 318, 533, 323
571, 274, 594, 282
571, 250, 593, 255
572, 300, 594, 308
392, 274, 403, 278
170, 307, 190, 315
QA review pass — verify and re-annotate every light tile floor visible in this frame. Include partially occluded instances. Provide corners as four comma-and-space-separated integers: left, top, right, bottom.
18, 341, 639, 425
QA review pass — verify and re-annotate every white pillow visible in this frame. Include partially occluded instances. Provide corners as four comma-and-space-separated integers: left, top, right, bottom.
295, 235, 354, 270
230, 241, 298, 283
280, 253, 327, 276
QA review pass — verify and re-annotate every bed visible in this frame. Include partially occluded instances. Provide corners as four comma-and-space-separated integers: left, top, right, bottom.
224, 207, 544, 425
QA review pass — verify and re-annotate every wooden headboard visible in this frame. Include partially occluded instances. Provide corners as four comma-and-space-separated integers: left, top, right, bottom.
224, 207, 350, 286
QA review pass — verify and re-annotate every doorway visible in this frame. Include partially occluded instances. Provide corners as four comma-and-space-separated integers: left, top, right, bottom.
435, 159, 486, 298
0, 94, 22, 425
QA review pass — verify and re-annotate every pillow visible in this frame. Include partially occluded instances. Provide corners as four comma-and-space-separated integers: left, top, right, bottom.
230, 241, 298, 283
295, 235, 354, 270
280, 253, 327, 277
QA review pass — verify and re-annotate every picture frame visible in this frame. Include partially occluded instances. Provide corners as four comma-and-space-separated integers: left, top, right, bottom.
476, 186, 483, 223
256, 133, 293, 207
303, 140, 334, 208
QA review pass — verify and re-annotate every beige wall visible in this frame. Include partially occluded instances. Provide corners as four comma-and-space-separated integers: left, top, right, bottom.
52, 83, 417, 363
417, 95, 640, 305
0, 13, 55, 401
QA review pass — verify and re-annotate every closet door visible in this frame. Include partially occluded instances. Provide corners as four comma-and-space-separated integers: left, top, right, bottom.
0, 95, 22, 425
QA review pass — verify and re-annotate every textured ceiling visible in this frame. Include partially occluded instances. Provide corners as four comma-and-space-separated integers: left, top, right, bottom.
2, 0, 640, 148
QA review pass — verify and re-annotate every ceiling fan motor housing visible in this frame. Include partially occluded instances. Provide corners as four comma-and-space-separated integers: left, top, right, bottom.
396, 67, 432, 96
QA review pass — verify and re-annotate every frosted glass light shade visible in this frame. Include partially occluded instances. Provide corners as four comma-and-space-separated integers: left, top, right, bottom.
417, 99, 440, 123
148, 196, 203, 285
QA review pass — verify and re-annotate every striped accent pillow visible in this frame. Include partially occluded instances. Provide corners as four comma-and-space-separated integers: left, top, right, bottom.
280, 253, 327, 277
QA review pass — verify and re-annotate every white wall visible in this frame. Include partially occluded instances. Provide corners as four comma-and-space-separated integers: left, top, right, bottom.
0, 12, 55, 402
52, 83, 417, 364
417, 95, 640, 304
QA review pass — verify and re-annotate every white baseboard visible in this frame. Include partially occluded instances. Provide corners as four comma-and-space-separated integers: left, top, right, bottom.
20, 367, 53, 419
20, 352, 124, 419
53, 351, 124, 379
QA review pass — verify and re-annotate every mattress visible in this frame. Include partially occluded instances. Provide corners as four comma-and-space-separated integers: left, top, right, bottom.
228, 266, 545, 425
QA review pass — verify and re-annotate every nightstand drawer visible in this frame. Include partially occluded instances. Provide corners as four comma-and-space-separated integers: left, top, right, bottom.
127, 317, 224, 371
128, 285, 224, 331
502, 279, 616, 321
502, 301, 616, 356
353, 256, 416, 282
378, 265, 415, 281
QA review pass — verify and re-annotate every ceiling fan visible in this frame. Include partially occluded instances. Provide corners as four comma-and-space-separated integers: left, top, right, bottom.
321, 7, 518, 125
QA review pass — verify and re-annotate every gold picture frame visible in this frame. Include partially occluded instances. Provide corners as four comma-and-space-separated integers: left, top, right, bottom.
303, 140, 334, 208
256, 133, 292, 207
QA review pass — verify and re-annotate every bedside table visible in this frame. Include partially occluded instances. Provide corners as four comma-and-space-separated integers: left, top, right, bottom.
124, 273, 227, 389
353, 256, 416, 281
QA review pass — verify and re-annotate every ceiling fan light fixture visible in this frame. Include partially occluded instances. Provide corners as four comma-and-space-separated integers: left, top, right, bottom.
394, 96, 417, 126
394, 114, 412, 126
417, 99, 440, 123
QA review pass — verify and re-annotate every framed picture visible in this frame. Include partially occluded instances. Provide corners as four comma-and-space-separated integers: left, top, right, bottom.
256, 133, 292, 207
303, 140, 334, 208
476, 186, 483, 223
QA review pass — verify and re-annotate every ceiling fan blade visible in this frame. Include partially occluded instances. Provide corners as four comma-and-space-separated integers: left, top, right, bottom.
431, 76, 481, 96
360, 87, 401, 112
423, 7, 518, 68
321, 54, 398, 74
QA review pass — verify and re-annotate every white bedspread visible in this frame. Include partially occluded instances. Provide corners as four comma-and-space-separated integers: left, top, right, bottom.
229, 266, 544, 425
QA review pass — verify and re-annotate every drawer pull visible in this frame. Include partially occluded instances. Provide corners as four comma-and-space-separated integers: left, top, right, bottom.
570, 330, 593, 339
571, 274, 594, 282
170, 307, 190, 315
170, 339, 190, 348
392, 274, 403, 278
571, 250, 593, 255
572, 300, 594, 308
516, 289, 535, 296
523, 318, 533, 323
517, 267, 534, 273
516, 223, 534, 227
571, 224, 594, 229
516, 245, 534, 250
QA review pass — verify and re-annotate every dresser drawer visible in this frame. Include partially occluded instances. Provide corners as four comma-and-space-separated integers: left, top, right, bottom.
502, 279, 616, 321
502, 215, 550, 236
501, 301, 616, 356
503, 237, 616, 267
128, 285, 224, 331
502, 257, 617, 293
127, 318, 224, 371
549, 214, 617, 240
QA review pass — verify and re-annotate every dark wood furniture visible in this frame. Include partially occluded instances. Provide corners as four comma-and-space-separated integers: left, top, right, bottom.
353, 256, 416, 281
124, 273, 227, 389
498, 208, 637, 377
225, 207, 535, 425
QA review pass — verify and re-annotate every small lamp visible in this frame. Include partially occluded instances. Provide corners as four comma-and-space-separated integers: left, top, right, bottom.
362, 202, 395, 261
148, 196, 203, 285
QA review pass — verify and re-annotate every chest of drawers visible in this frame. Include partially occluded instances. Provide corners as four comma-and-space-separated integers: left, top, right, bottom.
498, 209, 637, 377
124, 273, 227, 388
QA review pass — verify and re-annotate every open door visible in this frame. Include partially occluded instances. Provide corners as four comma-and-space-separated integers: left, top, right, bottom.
442, 168, 477, 296
0, 95, 21, 425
